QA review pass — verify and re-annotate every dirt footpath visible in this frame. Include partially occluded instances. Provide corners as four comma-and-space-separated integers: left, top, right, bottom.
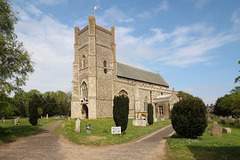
0, 121, 174, 160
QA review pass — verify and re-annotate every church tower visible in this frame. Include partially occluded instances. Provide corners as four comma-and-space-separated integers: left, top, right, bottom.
71, 15, 116, 119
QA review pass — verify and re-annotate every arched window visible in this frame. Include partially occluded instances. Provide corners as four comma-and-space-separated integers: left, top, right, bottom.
119, 90, 128, 96
82, 82, 88, 99
82, 55, 86, 69
103, 61, 107, 67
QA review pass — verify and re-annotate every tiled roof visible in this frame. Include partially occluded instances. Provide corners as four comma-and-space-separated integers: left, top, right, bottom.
117, 62, 169, 87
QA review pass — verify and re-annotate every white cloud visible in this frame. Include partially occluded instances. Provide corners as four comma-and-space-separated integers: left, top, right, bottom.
99, 6, 134, 25
15, 4, 73, 92
231, 8, 240, 31
137, 11, 151, 19
195, 0, 211, 9
155, 0, 169, 12
37, 0, 68, 5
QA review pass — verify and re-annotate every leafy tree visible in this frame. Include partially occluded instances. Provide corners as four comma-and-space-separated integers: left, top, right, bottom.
171, 96, 207, 138
0, 91, 15, 118
235, 60, 240, 84
113, 95, 129, 132
29, 94, 39, 125
0, 0, 34, 94
13, 89, 28, 116
214, 92, 240, 118
147, 103, 153, 125
177, 91, 194, 100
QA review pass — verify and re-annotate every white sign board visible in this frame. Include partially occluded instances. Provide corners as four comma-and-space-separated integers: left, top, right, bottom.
111, 127, 121, 135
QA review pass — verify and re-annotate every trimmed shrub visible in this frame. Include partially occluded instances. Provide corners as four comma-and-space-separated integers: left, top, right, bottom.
113, 95, 129, 132
29, 94, 39, 125
171, 96, 207, 138
148, 103, 153, 125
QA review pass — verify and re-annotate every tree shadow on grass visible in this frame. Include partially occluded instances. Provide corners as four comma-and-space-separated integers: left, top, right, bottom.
187, 145, 240, 160
0, 125, 44, 143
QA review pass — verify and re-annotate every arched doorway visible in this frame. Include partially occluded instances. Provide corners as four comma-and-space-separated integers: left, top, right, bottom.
82, 104, 88, 119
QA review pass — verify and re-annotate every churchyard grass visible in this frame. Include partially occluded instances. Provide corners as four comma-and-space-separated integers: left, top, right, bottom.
0, 118, 63, 144
60, 118, 171, 146
167, 119, 240, 160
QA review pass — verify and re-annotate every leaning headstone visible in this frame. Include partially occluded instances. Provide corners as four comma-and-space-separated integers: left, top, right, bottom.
232, 118, 235, 122
208, 117, 212, 123
2, 117, 5, 123
68, 117, 70, 120
211, 124, 222, 137
41, 116, 42, 119
222, 127, 231, 133
220, 119, 225, 125
46, 114, 48, 119
229, 116, 232, 119
234, 120, 239, 126
154, 118, 157, 122
16, 117, 20, 124
75, 119, 80, 132
13, 118, 17, 125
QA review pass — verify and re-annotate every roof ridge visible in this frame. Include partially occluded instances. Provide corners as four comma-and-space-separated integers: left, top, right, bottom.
117, 62, 160, 76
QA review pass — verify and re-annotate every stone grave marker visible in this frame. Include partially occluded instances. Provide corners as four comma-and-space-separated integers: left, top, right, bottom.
46, 114, 48, 119
75, 119, 80, 132
161, 118, 165, 122
232, 118, 235, 122
208, 117, 212, 123
211, 124, 222, 137
229, 116, 232, 119
222, 127, 231, 133
2, 117, 5, 123
68, 117, 70, 120
213, 121, 218, 124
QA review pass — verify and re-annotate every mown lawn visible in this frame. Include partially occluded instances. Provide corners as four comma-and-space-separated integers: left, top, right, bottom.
167, 119, 240, 160
59, 118, 171, 146
0, 118, 63, 144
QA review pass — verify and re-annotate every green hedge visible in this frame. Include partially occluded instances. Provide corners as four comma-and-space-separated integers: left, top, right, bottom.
113, 95, 129, 132
148, 103, 153, 125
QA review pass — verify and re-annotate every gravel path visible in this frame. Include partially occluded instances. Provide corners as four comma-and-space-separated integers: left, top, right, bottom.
0, 121, 174, 160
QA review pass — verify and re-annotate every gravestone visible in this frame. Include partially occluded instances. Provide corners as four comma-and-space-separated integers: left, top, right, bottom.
220, 119, 225, 125
16, 117, 20, 124
213, 121, 218, 124
219, 116, 223, 120
232, 118, 235, 122
75, 119, 80, 132
211, 124, 222, 137
46, 114, 48, 119
229, 116, 232, 119
133, 119, 147, 126
41, 116, 42, 119
161, 118, 165, 122
208, 117, 212, 123
68, 117, 70, 120
2, 117, 5, 123
222, 127, 231, 133
154, 118, 157, 122
13, 118, 18, 125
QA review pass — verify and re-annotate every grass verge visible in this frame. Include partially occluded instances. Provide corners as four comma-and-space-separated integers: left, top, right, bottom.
59, 118, 171, 146
167, 119, 240, 160
0, 118, 63, 144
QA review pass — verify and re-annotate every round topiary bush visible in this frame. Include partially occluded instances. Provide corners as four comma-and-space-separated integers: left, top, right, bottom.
147, 103, 153, 125
171, 96, 207, 138
113, 95, 129, 132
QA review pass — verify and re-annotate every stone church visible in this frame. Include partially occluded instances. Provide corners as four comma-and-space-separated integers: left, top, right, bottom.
71, 15, 179, 119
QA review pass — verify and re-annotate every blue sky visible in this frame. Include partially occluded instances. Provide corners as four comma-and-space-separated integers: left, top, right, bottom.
11, 0, 240, 105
